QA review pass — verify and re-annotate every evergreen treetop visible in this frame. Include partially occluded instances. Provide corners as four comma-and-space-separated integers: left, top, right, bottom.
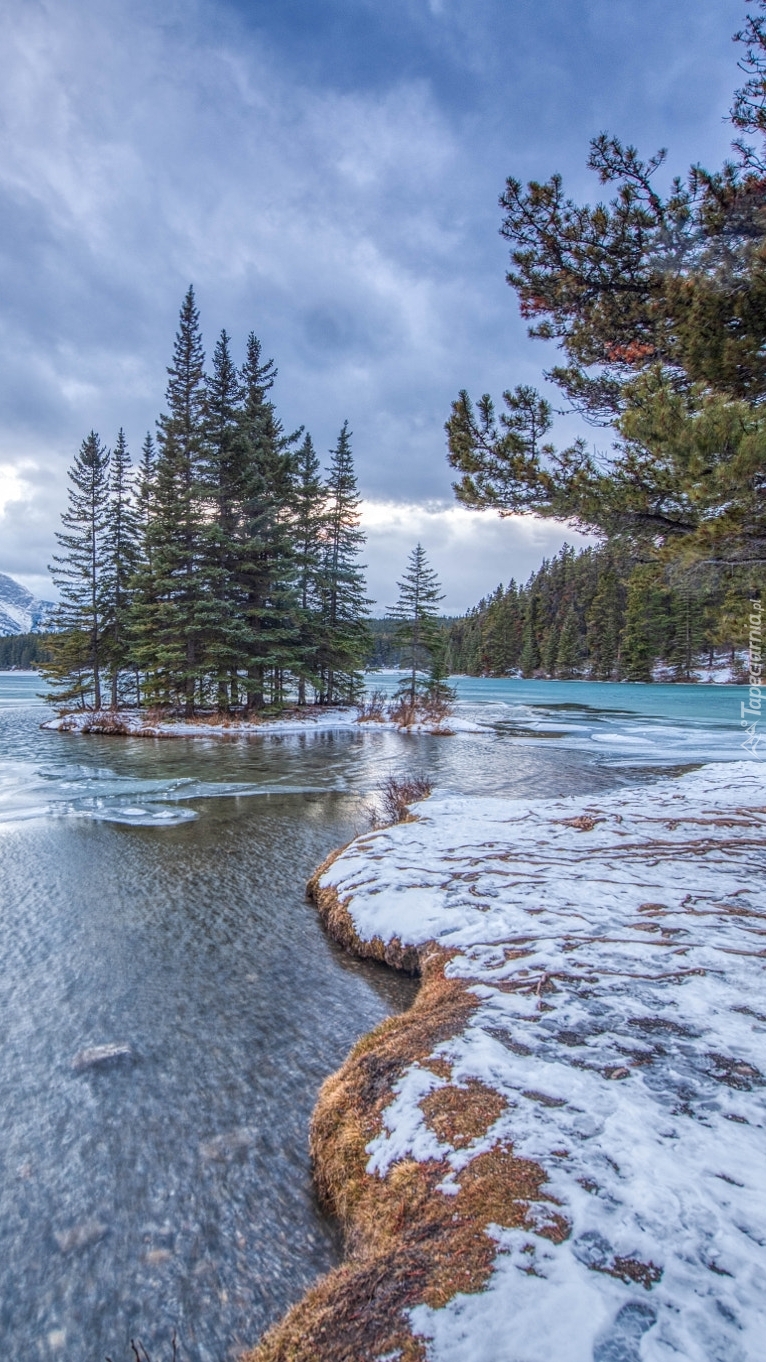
388, 543, 445, 704
447, 7, 766, 569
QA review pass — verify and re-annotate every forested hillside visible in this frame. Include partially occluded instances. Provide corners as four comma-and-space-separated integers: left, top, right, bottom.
448, 545, 758, 680
0, 633, 53, 670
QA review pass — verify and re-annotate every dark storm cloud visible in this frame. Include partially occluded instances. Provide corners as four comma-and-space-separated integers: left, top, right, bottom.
0, 0, 744, 607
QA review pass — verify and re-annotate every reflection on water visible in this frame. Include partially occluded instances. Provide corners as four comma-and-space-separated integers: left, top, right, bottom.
0, 671, 750, 1359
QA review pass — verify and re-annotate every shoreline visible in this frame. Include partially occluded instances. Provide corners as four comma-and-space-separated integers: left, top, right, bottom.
244, 761, 766, 1361
41, 707, 481, 739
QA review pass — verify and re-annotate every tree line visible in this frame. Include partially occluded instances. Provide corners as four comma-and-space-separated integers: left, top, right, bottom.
448, 544, 760, 682
0, 633, 54, 670
44, 289, 371, 715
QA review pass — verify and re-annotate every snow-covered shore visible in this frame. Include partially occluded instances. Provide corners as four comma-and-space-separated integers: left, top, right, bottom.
42, 707, 482, 739
248, 761, 766, 1362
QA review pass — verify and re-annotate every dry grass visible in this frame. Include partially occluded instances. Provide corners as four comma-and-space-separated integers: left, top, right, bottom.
78, 713, 131, 735
241, 882, 564, 1362
356, 689, 388, 722
378, 774, 432, 825
307, 854, 422, 972
420, 1078, 506, 1150
386, 693, 453, 731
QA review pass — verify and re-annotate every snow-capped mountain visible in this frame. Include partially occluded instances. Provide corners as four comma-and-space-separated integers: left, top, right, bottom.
0, 573, 55, 636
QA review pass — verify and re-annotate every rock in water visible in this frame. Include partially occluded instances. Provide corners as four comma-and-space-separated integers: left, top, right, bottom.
54, 1219, 107, 1253
71, 1043, 133, 1072
199, 1127, 259, 1160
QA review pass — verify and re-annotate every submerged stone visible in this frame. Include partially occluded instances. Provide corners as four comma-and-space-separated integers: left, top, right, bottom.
199, 1126, 259, 1161
71, 1043, 134, 1072
54, 1219, 107, 1254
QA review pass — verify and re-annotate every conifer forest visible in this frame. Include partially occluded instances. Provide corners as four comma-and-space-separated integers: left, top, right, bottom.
447, 544, 761, 681
43, 288, 372, 714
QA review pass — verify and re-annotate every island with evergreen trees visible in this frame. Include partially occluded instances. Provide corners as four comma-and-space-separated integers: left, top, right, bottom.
40, 289, 459, 737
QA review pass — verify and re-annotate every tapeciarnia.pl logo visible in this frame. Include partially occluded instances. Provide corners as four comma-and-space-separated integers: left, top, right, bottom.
741, 597, 763, 757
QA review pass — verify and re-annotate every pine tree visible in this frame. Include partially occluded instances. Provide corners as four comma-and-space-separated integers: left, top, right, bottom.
554, 604, 582, 678
102, 428, 139, 707
388, 544, 445, 704
318, 422, 371, 703
133, 287, 210, 714
203, 329, 249, 710
237, 331, 300, 712
621, 565, 669, 681
520, 588, 540, 676
291, 432, 326, 704
136, 432, 156, 529
44, 431, 111, 708
586, 562, 624, 679
446, 12, 766, 571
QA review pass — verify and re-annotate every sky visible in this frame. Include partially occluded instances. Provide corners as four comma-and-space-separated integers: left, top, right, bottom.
0, 0, 745, 612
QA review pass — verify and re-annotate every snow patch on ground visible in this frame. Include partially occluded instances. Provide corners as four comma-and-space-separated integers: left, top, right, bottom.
652, 653, 748, 684
319, 762, 766, 1361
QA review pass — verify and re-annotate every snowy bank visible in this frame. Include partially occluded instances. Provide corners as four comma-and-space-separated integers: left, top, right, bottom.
42, 707, 482, 739
246, 761, 766, 1362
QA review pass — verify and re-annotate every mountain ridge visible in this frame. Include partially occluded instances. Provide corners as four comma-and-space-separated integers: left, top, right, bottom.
0, 572, 55, 636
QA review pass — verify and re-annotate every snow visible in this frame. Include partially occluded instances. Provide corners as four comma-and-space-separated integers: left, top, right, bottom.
651, 653, 748, 684
42, 707, 484, 739
318, 762, 766, 1361
0, 571, 54, 636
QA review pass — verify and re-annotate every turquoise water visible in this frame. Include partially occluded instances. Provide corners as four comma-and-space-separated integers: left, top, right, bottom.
375, 670, 754, 768
454, 674, 745, 722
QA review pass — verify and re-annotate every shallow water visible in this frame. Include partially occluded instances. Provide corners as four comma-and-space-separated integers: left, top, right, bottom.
0, 671, 754, 1360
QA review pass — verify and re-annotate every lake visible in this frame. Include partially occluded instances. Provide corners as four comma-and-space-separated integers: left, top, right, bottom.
0, 671, 754, 1360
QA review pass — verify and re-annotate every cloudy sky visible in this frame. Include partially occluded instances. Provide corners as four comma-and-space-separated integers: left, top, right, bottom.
0, 0, 743, 610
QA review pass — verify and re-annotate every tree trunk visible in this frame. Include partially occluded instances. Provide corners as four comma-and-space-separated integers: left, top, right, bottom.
185, 638, 195, 718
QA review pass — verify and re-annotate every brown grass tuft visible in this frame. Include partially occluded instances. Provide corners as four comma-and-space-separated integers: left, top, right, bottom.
421, 1079, 506, 1149
79, 713, 130, 735
378, 774, 433, 825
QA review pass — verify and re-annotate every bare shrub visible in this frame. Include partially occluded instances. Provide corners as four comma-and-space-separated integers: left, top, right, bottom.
378, 774, 432, 825
386, 695, 418, 728
81, 714, 130, 735
106, 1331, 180, 1362
356, 688, 388, 722
418, 693, 454, 731
386, 690, 454, 731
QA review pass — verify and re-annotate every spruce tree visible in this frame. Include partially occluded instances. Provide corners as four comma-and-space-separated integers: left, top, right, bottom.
388, 544, 445, 704
554, 604, 582, 678
102, 428, 139, 707
44, 431, 111, 708
133, 287, 210, 714
237, 331, 300, 711
520, 588, 540, 676
203, 329, 249, 710
621, 565, 670, 681
291, 432, 326, 704
136, 432, 156, 529
318, 422, 371, 703
586, 562, 624, 679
